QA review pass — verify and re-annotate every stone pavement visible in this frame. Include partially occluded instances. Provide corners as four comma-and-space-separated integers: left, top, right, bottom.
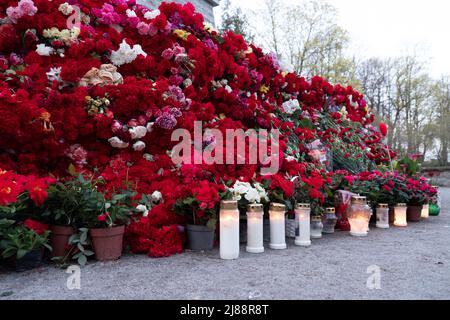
1, 189, 449, 300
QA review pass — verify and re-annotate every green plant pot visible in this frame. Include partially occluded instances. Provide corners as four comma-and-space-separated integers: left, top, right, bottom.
429, 204, 440, 216
186, 225, 215, 251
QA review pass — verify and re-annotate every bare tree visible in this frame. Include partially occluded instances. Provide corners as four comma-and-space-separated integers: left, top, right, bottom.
251, 0, 356, 84
432, 76, 450, 165
220, 0, 255, 43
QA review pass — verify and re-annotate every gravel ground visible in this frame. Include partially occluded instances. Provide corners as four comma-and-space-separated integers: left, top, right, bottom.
1, 189, 449, 300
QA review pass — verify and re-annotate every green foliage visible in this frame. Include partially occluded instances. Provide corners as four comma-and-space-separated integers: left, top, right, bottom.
43, 174, 136, 229
0, 225, 51, 259
173, 196, 218, 229
395, 156, 421, 177
320, 114, 373, 174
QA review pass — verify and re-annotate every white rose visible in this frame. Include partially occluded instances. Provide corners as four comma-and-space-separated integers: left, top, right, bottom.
110, 40, 147, 66
133, 141, 146, 151
144, 9, 160, 20
108, 137, 129, 149
151, 191, 163, 202
129, 126, 147, 139
58, 3, 74, 15
245, 188, 261, 203
253, 183, 269, 201
233, 181, 251, 195
282, 99, 300, 115
126, 9, 137, 18
136, 204, 147, 212
36, 44, 54, 56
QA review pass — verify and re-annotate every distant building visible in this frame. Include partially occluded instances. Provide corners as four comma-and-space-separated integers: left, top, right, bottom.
137, 0, 219, 26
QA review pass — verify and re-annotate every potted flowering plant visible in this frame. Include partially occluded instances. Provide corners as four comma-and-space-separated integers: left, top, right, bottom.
83, 192, 135, 261
382, 173, 409, 223
50, 174, 135, 262
43, 176, 83, 259
0, 219, 52, 272
173, 180, 223, 250
405, 178, 430, 222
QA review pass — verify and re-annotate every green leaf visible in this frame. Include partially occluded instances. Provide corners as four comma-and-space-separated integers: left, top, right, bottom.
298, 118, 314, 130
77, 255, 87, 266
16, 249, 28, 260
206, 219, 217, 231
77, 243, 85, 253
79, 231, 87, 243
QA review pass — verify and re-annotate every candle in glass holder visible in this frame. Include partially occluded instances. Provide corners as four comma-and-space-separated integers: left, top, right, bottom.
246, 204, 264, 253
348, 196, 371, 237
421, 204, 429, 219
394, 203, 407, 227
376, 203, 390, 229
269, 203, 287, 250
295, 203, 311, 247
220, 200, 240, 260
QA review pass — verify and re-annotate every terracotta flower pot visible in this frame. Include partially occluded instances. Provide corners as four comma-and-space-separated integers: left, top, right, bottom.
90, 225, 125, 261
50, 225, 75, 258
407, 205, 423, 222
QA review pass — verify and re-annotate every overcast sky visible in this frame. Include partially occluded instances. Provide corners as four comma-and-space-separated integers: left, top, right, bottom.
214, 0, 450, 78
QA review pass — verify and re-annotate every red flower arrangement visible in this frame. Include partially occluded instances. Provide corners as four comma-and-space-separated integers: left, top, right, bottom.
0, 0, 428, 257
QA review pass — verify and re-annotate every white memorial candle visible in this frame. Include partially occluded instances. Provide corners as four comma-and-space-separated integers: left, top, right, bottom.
348, 196, 371, 237
394, 203, 407, 227
295, 203, 311, 247
269, 203, 287, 250
246, 204, 264, 254
421, 204, 429, 219
220, 200, 240, 260
376, 203, 390, 229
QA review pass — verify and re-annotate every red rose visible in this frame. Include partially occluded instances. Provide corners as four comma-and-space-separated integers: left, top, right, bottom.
97, 213, 109, 222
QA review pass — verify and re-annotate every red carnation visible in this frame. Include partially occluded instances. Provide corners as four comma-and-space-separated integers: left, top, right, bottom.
0, 24, 20, 54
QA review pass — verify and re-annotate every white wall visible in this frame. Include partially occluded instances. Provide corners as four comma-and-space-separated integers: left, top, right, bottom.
137, 0, 217, 25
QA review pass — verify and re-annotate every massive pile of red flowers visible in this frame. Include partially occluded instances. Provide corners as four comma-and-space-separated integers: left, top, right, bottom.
1, 0, 401, 257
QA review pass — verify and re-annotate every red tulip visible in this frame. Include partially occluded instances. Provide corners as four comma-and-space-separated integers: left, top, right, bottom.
379, 122, 388, 137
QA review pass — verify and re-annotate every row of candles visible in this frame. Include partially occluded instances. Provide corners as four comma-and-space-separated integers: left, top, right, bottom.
219, 196, 431, 260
